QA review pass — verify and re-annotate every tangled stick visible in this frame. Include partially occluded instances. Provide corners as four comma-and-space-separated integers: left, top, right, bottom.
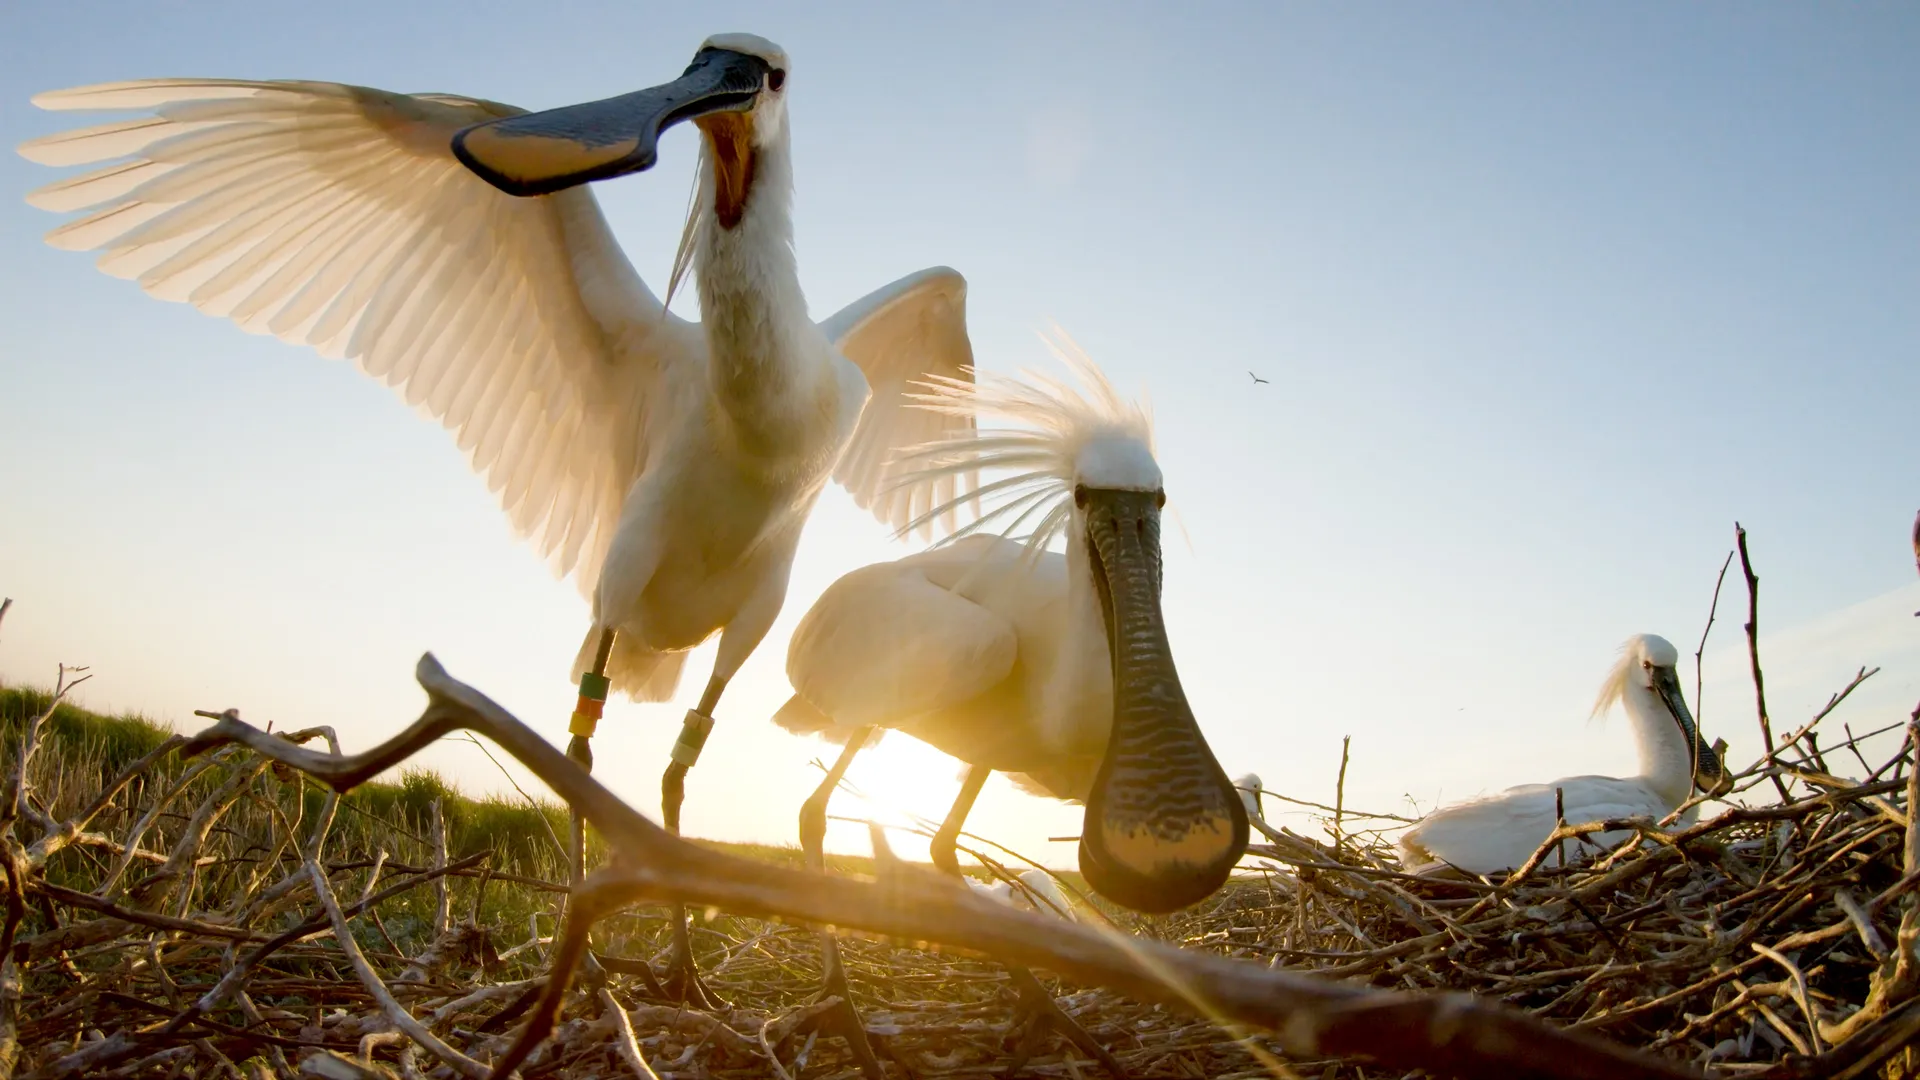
181, 654, 1697, 1080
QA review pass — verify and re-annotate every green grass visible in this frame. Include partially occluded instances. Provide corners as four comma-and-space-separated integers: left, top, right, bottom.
2, 677, 1135, 1047
0, 684, 897, 885
1, 681, 1090, 979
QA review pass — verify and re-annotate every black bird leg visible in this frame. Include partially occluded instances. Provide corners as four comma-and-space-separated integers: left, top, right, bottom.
657, 674, 729, 1010
933, 765, 1128, 1079
786, 726, 889, 1080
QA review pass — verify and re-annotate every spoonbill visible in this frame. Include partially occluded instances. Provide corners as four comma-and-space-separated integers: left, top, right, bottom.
968, 867, 1076, 919
1234, 772, 1266, 826
1397, 633, 1731, 875
21, 33, 978, 1001
778, 337, 1247, 1074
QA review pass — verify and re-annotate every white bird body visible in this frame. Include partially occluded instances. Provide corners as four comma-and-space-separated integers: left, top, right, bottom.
1397, 778, 1699, 877
967, 869, 1076, 920
1398, 634, 1729, 875
20, 34, 976, 704
779, 532, 1108, 792
778, 340, 1248, 915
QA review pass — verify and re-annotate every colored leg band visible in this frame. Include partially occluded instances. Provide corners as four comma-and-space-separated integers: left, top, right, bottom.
569, 672, 612, 738
671, 710, 715, 767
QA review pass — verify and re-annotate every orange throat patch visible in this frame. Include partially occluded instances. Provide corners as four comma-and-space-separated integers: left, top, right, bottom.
697, 112, 757, 229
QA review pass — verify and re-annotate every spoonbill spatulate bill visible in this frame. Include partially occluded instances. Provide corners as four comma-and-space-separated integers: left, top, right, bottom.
21, 33, 978, 1003
776, 336, 1247, 1075
1397, 633, 1731, 876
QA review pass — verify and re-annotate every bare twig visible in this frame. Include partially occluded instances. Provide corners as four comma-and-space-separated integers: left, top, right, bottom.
306, 857, 490, 1079
430, 799, 449, 939
1694, 549, 1734, 726
599, 988, 664, 1080
455, 733, 564, 863
1333, 736, 1351, 857
1736, 523, 1793, 802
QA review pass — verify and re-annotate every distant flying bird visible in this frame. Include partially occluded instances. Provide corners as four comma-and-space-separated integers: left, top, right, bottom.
1912, 510, 1918, 615
21, 32, 979, 1004
1248, 371, 1270, 384
1398, 634, 1731, 875
779, 338, 1247, 1073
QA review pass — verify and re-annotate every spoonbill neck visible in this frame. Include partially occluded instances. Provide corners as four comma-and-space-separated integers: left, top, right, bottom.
1622, 676, 1696, 806
694, 129, 813, 409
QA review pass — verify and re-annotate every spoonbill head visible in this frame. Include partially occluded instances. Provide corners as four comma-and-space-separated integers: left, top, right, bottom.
454, 33, 790, 222
1065, 432, 1247, 914
1591, 633, 1730, 804
1234, 773, 1266, 826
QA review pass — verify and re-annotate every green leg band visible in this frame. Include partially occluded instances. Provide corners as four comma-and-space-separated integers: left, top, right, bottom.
671, 710, 715, 768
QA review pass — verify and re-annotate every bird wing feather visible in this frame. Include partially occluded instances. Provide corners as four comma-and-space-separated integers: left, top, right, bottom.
1399, 776, 1668, 875
784, 561, 1015, 729
21, 79, 705, 596
819, 266, 978, 539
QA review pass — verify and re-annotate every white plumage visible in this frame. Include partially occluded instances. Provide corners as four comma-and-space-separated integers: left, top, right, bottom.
777, 335, 1154, 794
1234, 773, 1265, 826
967, 869, 1076, 921
1398, 634, 1730, 875
18, 35, 977, 706
779, 332, 1247, 917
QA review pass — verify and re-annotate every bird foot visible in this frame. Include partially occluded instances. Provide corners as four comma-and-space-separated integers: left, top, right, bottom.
658, 935, 727, 1011
778, 977, 891, 1080
1001, 967, 1128, 1079
592, 951, 669, 1002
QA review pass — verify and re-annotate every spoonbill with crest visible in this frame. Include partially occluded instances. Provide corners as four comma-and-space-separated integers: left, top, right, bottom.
1397, 633, 1731, 875
774, 336, 1247, 1074
20, 33, 978, 1002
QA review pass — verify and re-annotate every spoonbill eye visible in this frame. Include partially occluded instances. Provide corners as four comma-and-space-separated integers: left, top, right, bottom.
768, 70, 787, 91
1154, 490, 1166, 508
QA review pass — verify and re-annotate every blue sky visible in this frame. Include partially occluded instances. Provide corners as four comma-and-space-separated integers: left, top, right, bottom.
3, 3, 1917, 865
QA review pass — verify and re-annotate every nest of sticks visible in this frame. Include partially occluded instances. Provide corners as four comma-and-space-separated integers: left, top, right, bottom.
1, 563, 1917, 1080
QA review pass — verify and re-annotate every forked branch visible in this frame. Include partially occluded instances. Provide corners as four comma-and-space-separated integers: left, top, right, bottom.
182, 654, 1700, 1080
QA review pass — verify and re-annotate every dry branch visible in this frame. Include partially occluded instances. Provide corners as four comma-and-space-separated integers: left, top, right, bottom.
177, 654, 1695, 1080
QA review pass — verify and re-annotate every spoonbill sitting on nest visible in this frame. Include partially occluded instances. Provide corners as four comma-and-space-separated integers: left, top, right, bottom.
21, 33, 979, 1003
1398, 633, 1731, 875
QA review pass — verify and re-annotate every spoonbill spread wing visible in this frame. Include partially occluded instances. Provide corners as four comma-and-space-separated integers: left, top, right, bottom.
821, 265, 976, 538
21, 79, 696, 597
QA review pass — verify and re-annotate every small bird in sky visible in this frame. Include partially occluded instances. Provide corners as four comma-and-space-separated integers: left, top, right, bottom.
1248, 371, 1269, 385
1911, 509, 1918, 615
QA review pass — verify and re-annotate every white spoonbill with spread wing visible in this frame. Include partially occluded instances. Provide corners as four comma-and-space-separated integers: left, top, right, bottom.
21, 33, 977, 1001
1398, 633, 1730, 875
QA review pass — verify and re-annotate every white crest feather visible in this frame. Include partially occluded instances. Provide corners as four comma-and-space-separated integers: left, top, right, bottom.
888, 326, 1154, 554
1591, 638, 1640, 720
